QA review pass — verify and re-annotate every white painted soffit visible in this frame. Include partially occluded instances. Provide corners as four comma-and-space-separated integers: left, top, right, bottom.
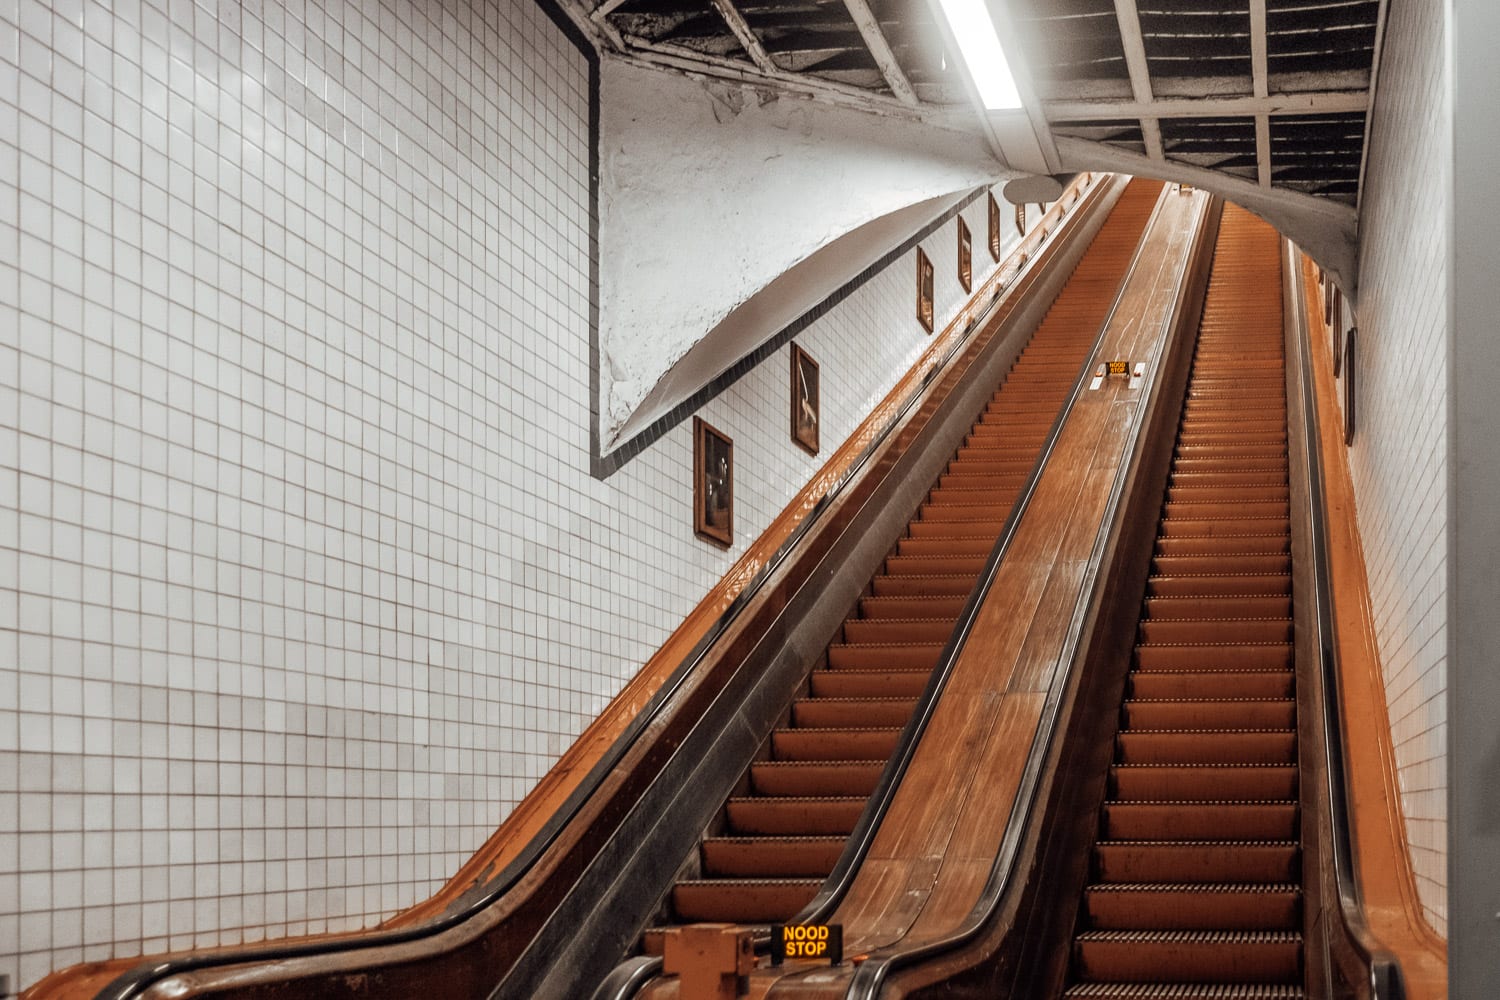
598, 57, 1010, 453
1052, 135, 1359, 297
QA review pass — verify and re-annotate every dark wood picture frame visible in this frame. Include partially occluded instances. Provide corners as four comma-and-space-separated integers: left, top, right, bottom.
988, 193, 1001, 261
1331, 291, 1344, 377
790, 343, 820, 455
1014, 202, 1026, 236
1343, 326, 1357, 445
957, 216, 972, 293
693, 417, 734, 547
917, 247, 935, 333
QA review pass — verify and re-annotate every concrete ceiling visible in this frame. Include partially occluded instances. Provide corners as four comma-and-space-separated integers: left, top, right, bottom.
549, 0, 1385, 465
555, 0, 1385, 210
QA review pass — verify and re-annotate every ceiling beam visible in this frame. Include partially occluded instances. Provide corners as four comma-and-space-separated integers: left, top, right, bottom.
591, 0, 632, 20
1142, 117, 1165, 161
1256, 113, 1272, 187
1046, 91, 1371, 121
840, 0, 920, 105
708, 0, 779, 74
1113, 0, 1156, 108
1250, 0, 1269, 98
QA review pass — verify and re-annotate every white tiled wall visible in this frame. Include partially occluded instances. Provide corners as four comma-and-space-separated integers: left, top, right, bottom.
1343, 0, 1449, 935
0, 0, 1029, 990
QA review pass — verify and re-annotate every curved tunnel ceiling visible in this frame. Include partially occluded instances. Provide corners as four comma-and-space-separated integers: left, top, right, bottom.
548, 0, 1385, 464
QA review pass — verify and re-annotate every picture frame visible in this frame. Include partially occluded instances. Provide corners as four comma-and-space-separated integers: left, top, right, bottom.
916, 247, 935, 333
790, 343, 820, 455
693, 417, 734, 547
1343, 326, 1357, 445
987, 193, 1001, 262
1014, 202, 1026, 236
957, 216, 972, 293
1331, 292, 1344, 377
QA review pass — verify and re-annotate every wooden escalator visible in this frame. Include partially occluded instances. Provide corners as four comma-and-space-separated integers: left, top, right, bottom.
1063, 205, 1304, 998
654, 179, 1169, 934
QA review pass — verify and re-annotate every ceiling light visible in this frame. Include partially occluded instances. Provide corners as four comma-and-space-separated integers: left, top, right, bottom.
934, 0, 1024, 110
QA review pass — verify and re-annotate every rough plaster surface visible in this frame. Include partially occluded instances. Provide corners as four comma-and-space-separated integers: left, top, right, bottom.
597, 58, 1005, 451
1053, 136, 1360, 301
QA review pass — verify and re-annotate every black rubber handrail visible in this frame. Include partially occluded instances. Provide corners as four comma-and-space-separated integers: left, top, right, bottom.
92, 177, 1107, 1000
842, 189, 1215, 1000
591, 173, 1134, 1000
1285, 240, 1406, 1000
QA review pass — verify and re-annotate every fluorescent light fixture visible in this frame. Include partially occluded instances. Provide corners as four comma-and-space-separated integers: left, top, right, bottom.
934, 0, 1024, 110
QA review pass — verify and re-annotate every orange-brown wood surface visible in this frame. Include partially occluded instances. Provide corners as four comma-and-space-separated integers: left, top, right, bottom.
22, 180, 1103, 1000
1300, 255, 1448, 998
706, 182, 1218, 1000
832, 185, 1199, 957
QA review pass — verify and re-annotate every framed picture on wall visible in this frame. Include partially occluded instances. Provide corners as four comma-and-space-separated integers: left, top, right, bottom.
917, 247, 935, 333
957, 216, 972, 293
988, 193, 1001, 261
1014, 203, 1026, 235
693, 417, 734, 547
790, 343, 820, 455
1344, 327, 1357, 445
1331, 291, 1344, 377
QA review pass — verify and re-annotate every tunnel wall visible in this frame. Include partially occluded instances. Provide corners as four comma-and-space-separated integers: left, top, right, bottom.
0, 0, 1034, 991
1339, 0, 1449, 935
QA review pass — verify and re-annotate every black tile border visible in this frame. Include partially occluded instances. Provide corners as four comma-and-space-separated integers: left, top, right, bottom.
532, 0, 604, 479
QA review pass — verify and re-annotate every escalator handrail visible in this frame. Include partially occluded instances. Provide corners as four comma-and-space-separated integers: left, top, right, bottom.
842, 189, 1215, 1000
92, 176, 1105, 1000
592, 174, 1131, 1000
1284, 241, 1406, 1000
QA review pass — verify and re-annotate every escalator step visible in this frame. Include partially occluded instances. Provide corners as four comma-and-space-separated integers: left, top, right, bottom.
870, 574, 977, 597
859, 594, 971, 618
771, 727, 902, 760
1072, 930, 1302, 984
842, 617, 962, 644
1120, 699, 1296, 731
1157, 518, 1290, 539
1154, 535, 1288, 556
1151, 556, 1290, 576
791, 697, 917, 728
725, 796, 868, 835
883, 555, 989, 576
1064, 983, 1304, 998
749, 761, 887, 797
827, 643, 944, 670
1146, 575, 1290, 597
1143, 596, 1291, 619
808, 669, 931, 698
1115, 730, 1297, 765
1162, 502, 1289, 520
1092, 840, 1300, 884
672, 879, 823, 923
1110, 764, 1298, 801
700, 836, 847, 877
1133, 644, 1293, 672
895, 536, 998, 557
1082, 883, 1301, 930
1165, 486, 1288, 503
1101, 801, 1298, 841
1127, 670, 1294, 700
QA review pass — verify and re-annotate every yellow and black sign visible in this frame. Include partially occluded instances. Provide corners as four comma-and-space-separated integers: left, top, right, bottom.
770, 923, 843, 965
1106, 360, 1129, 379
